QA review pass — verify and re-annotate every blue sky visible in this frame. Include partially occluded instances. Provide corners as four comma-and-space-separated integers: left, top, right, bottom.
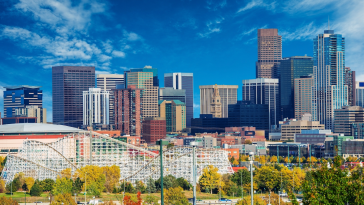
1, 0, 364, 121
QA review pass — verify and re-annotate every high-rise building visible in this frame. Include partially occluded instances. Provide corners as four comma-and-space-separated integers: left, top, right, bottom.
14, 105, 47, 123
126, 70, 159, 118
83, 88, 110, 127
242, 78, 280, 130
52, 66, 95, 128
126, 66, 159, 87
200, 85, 238, 118
294, 76, 314, 120
142, 117, 166, 144
164, 73, 193, 127
312, 29, 348, 130
228, 101, 269, 131
356, 81, 364, 107
191, 114, 229, 135
334, 106, 364, 136
280, 56, 313, 119
344, 67, 356, 106
158, 100, 186, 132
256, 29, 282, 79
280, 120, 325, 141
3, 86, 43, 118
114, 85, 142, 136
159, 87, 186, 103
96, 74, 124, 128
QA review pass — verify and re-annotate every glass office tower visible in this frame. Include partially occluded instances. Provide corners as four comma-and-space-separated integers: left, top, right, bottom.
312, 30, 348, 129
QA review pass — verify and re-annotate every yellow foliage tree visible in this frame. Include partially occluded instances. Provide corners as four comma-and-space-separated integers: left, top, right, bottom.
255, 166, 279, 195
0, 179, 5, 193
164, 186, 189, 205
236, 195, 265, 205
199, 165, 223, 194
270, 156, 278, 163
51, 193, 77, 205
24, 177, 35, 192
306, 156, 318, 164
259, 156, 266, 164
60, 168, 72, 179
103, 165, 121, 193
233, 159, 239, 166
284, 157, 290, 163
243, 181, 258, 194
74, 165, 105, 195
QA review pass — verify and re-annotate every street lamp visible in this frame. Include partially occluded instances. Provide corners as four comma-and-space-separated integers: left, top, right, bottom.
24, 192, 26, 205
249, 152, 254, 205
85, 171, 87, 204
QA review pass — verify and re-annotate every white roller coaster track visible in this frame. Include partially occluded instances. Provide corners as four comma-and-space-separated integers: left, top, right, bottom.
1, 132, 233, 184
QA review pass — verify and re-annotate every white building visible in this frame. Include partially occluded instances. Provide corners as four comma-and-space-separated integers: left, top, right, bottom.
83, 88, 110, 126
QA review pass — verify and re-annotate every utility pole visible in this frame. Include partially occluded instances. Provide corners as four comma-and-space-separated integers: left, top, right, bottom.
157, 140, 168, 205
85, 171, 87, 204
89, 103, 93, 165
193, 146, 197, 205
249, 152, 254, 205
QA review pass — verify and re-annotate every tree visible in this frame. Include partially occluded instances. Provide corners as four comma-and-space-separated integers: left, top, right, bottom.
255, 166, 278, 197
230, 169, 250, 187
103, 165, 121, 193
0, 196, 18, 205
5, 182, 17, 194
0, 179, 5, 193
52, 177, 73, 195
146, 177, 156, 193
176, 177, 190, 191
233, 159, 240, 166
306, 156, 318, 164
123, 192, 142, 205
258, 156, 266, 164
50, 193, 77, 205
236, 195, 265, 205
164, 186, 189, 205
88, 181, 102, 197
156, 175, 177, 191
13, 172, 24, 191
60, 168, 72, 179
135, 180, 146, 194
30, 180, 43, 196
24, 177, 35, 192
74, 165, 105, 196
229, 156, 235, 164
144, 195, 159, 205
72, 177, 83, 194
199, 165, 223, 194
41, 179, 55, 192
270, 156, 278, 163
120, 181, 135, 193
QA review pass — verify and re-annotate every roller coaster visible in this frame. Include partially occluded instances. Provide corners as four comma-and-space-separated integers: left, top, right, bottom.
1, 131, 233, 184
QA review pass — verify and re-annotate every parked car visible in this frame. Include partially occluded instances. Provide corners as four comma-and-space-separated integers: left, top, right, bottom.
219, 198, 232, 202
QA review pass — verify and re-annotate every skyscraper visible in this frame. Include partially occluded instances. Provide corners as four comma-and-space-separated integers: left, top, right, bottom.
256, 29, 282, 79
210, 84, 222, 118
199, 85, 238, 118
312, 29, 348, 129
159, 87, 186, 103
294, 76, 314, 120
126, 71, 159, 118
3, 85, 43, 118
14, 105, 47, 123
164, 73, 193, 127
242, 78, 280, 130
52, 66, 95, 128
159, 100, 186, 132
114, 85, 142, 136
280, 56, 313, 119
356, 81, 364, 107
96, 74, 124, 128
125, 66, 159, 87
334, 106, 364, 136
83, 88, 110, 127
344, 67, 356, 106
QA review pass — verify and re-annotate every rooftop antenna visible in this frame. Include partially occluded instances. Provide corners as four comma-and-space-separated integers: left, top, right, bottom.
328, 16, 330, 30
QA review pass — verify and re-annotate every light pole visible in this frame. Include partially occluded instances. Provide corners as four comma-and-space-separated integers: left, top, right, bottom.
249, 152, 254, 205
241, 169, 243, 200
85, 171, 87, 204
24, 192, 26, 205
74, 193, 76, 203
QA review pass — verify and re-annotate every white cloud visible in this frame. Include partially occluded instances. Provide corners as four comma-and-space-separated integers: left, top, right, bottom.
14, 0, 106, 35
96, 70, 111, 74
123, 30, 143, 41
280, 22, 326, 41
198, 18, 224, 38
193, 103, 200, 108
112, 50, 126, 58
120, 66, 130, 71
98, 54, 112, 62
237, 0, 276, 13
102, 40, 113, 53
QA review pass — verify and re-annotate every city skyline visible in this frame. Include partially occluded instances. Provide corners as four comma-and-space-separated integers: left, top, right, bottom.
1, 0, 364, 122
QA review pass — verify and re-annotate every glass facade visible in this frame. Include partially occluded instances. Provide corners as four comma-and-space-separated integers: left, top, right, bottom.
313, 30, 347, 129
280, 56, 313, 119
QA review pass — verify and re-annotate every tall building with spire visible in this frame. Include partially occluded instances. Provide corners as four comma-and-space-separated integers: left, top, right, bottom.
312, 29, 348, 129
256, 29, 282, 79
210, 84, 222, 118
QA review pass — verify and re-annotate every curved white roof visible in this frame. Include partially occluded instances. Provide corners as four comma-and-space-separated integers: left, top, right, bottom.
0, 123, 82, 134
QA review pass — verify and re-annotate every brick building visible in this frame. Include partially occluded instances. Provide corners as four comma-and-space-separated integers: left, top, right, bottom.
142, 117, 167, 144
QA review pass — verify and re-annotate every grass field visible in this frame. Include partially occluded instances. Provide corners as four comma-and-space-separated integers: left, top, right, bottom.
0, 190, 246, 203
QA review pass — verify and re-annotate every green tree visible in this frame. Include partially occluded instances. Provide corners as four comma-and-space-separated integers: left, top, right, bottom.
199, 165, 223, 194
52, 177, 73, 195
88, 181, 102, 197
164, 186, 189, 205
230, 169, 250, 187
156, 175, 177, 191
72, 177, 83, 194
120, 181, 135, 193
176, 177, 190, 191
255, 166, 279, 197
144, 195, 159, 205
146, 177, 156, 193
30, 180, 43, 196
5, 182, 17, 194
135, 180, 146, 194
41, 179, 55, 192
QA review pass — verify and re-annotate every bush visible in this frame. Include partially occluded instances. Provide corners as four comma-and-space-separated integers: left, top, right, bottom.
30, 180, 43, 196
0, 196, 18, 205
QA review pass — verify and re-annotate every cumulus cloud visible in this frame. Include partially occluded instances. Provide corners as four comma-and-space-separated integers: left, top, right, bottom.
112, 50, 126, 58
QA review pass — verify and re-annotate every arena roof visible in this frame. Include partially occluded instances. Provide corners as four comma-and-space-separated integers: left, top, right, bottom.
0, 123, 82, 134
